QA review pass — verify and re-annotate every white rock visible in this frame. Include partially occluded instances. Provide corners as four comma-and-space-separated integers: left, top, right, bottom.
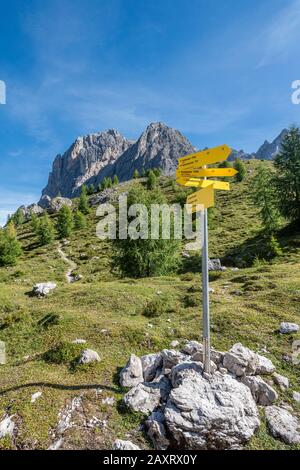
161, 349, 189, 376
256, 354, 276, 375
164, 370, 260, 449
182, 340, 203, 356
101, 397, 115, 406
279, 322, 299, 334
113, 439, 141, 450
72, 339, 86, 344
120, 354, 143, 388
208, 258, 222, 271
223, 343, 275, 377
32, 282, 56, 297
31, 391, 42, 403
78, 349, 101, 364
171, 361, 203, 388
0, 415, 15, 439
265, 406, 300, 445
292, 391, 300, 403
141, 353, 162, 382
48, 438, 64, 450
241, 376, 278, 406
273, 373, 289, 390
145, 410, 170, 450
223, 343, 257, 377
123, 377, 170, 415
170, 340, 179, 348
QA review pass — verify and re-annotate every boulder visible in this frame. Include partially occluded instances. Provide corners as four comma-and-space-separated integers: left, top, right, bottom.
171, 361, 203, 388
265, 406, 300, 445
78, 349, 101, 364
120, 354, 143, 388
256, 354, 276, 375
223, 343, 257, 376
208, 258, 222, 271
113, 439, 140, 450
273, 373, 289, 391
292, 391, 300, 403
39, 194, 52, 209
141, 353, 162, 382
223, 343, 275, 377
32, 282, 57, 297
48, 197, 73, 214
182, 340, 202, 356
18, 203, 43, 221
161, 349, 189, 376
164, 370, 260, 449
145, 410, 170, 450
279, 322, 299, 334
123, 377, 171, 415
0, 415, 15, 439
241, 376, 278, 406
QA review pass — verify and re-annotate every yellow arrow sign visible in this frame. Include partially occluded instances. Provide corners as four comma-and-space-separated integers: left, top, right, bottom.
176, 177, 230, 190
176, 167, 237, 179
178, 144, 231, 169
186, 185, 215, 214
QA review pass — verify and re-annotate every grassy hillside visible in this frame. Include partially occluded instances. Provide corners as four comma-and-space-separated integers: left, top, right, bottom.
0, 160, 299, 450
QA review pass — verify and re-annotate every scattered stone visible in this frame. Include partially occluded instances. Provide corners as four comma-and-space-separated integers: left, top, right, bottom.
279, 322, 299, 334
32, 282, 57, 297
223, 343, 257, 377
113, 439, 141, 450
241, 376, 278, 406
72, 339, 86, 344
69, 274, 83, 283
120, 354, 143, 388
273, 373, 289, 391
31, 391, 42, 403
147, 323, 153, 328
208, 287, 215, 293
265, 406, 300, 445
123, 377, 170, 415
170, 340, 179, 348
223, 343, 275, 377
48, 438, 64, 450
141, 353, 162, 382
164, 370, 260, 449
100, 329, 109, 335
78, 349, 101, 365
182, 251, 190, 259
145, 410, 170, 450
292, 391, 300, 403
156, 290, 163, 295
231, 267, 239, 271
101, 397, 115, 406
208, 258, 222, 271
256, 354, 276, 375
0, 415, 15, 439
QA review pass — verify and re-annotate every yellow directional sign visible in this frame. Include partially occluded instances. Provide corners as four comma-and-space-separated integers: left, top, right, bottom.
176, 167, 237, 179
177, 177, 230, 190
178, 144, 231, 169
186, 185, 215, 214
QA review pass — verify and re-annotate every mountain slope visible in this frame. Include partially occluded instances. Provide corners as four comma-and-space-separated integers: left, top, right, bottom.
255, 129, 288, 160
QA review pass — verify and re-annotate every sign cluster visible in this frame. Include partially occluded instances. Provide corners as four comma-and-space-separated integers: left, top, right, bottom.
176, 144, 236, 212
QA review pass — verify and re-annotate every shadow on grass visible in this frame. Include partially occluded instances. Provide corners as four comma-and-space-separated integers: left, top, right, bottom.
0, 381, 119, 396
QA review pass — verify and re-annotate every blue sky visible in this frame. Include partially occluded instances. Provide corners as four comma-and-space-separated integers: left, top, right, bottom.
1, 0, 300, 225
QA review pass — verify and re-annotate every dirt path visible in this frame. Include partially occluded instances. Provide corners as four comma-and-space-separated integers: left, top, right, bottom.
57, 244, 77, 283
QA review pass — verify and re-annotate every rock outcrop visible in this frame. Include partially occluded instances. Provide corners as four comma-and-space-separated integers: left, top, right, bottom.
32, 282, 57, 297
265, 406, 300, 445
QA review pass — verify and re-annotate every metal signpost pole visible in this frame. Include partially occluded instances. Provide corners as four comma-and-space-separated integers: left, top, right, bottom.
202, 167, 211, 375
202, 207, 211, 374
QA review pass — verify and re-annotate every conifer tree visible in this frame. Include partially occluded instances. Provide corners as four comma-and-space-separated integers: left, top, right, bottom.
234, 158, 246, 182
74, 210, 87, 230
36, 213, 55, 246
0, 222, 22, 266
57, 206, 74, 239
78, 185, 90, 214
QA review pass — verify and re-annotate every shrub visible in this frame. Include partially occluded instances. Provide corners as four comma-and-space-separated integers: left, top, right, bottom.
43, 341, 84, 364
0, 223, 22, 266
234, 158, 246, 182
147, 170, 157, 190
143, 298, 168, 318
